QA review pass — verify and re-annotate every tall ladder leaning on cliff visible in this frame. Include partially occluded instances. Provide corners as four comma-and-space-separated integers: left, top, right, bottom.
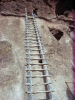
25, 8, 58, 100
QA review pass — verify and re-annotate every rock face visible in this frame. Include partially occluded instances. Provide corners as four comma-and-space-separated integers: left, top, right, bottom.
0, 41, 13, 86
0, 41, 24, 100
0, 0, 56, 17
0, 16, 25, 100
0, 0, 74, 17
36, 18, 73, 100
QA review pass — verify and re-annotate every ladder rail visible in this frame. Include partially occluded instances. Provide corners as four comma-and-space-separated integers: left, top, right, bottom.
25, 10, 34, 100
32, 14, 53, 99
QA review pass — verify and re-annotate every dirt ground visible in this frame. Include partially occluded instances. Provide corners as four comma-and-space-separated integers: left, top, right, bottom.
0, 14, 73, 100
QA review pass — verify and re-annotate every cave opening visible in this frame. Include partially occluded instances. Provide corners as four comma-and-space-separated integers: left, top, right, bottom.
48, 28, 63, 41
55, 0, 73, 15
54, 31, 63, 40
69, 26, 74, 31
33, 8, 38, 16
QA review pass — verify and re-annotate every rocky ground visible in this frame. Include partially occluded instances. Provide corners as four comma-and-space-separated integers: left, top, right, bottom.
0, 0, 74, 100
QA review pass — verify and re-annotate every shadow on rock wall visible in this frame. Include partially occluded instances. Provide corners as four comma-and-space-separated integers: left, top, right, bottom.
55, 0, 73, 15
66, 87, 74, 100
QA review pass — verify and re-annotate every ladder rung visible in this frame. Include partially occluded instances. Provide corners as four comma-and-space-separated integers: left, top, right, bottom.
28, 17, 33, 19
25, 32, 35, 34
25, 35, 37, 36
25, 30, 38, 32
26, 75, 52, 78
26, 21, 36, 23
29, 27, 35, 29
25, 31, 38, 33
26, 69, 50, 71
27, 29, 35, 30
25, 40, 42, 43
25, 49, 44, 51
25, 41, 42, 43
25, 43, 41, 45
26, 23, 34, 24
28, 28, 35, 30
26, 63, 48, 65
25, 33, 37, 34
28, 21, 37, 23
26, 21, 37, 22
26, 53, 45, 55
26, 82, 51, 86
25, 45, 43, 47
25, 36, 41, 38
25, 39, 37, 41
26, 54, 45, 56
25, 38, 40, 40
26, 25, 34, 26
26, 22, 36, 23
25, 33, 39, 34
25, 29, 35, 30
25, 58, 44, 59
25, 32, 37, 36
25, 26, 35, 28
25, 35, 39, 37
25, 57, 44, 58
27, 49, 43, 51
27, 15, 33, 17
25, 35, 40, 37
37, 99, 50, 100
25, 23, 34, 25
26, 90, 54, 94
25, 58, 45, 60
